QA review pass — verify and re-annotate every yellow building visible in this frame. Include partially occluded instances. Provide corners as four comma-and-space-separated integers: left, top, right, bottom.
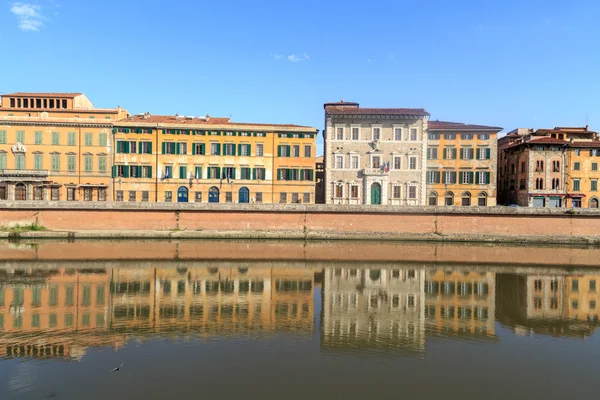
566, 142, 600, 208
112, 114, 317, 203
0, 92, 129, 201
426, 121, 502, 206
564, 275, 599, 322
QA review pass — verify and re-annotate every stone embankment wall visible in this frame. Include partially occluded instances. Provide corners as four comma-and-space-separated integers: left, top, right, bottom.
0, 202, 599, 244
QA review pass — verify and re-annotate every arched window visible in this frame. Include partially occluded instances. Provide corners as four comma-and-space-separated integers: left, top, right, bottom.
590, 198, 599, 208
461, 191, 472, 206
536, 160, 544, 172
478, 192, 488, 207
369, 269, 381, 282
208, 186, 220, 203
428, 191, 438, 206
238, 187, 250, 203
445, 191, 454, 206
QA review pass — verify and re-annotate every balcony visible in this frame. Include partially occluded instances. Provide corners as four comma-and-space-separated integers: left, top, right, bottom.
0, 169, 49, 180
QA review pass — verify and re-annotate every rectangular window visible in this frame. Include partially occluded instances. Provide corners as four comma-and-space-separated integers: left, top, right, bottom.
428, 132, 440, 140
280, 192, 287, 203
179, 166, 187, 179
68, 155, 76, 172
98, 188, 107, 201
256, 192, 263, 203
409, 157, 417, 170
84, 132, 93, 146
478, 133, 490, 140
303, 193, 310, 203
372, 127, 381, 141
394, 128, 402, 141
208, 167, 219, 179
572, 179, 580, 191
593, 163, 598, 171
462, 171, 472, 184
574, 162, 581, 171
116, 190, 123, 201
68, 132, 76, 146
372, 156, 381, 169
304, 145, 311, 158
592, 180, 598, 192
223, 143, 235, 155
256, 167, 266, 180
256, 143, 264, 156
574, 149, 580, 156
139, 191, 148, 202
194, 192, 201, 202
84, 155, 93, 173
99, 133, 107, 146
34, 154, 43, 170
427, 147, 438, 160
83, 188, 93, 201
67, 187, 76, 201
351, 127, 360, 140
129, 191, 136, 202
52, 131, 60, 145
408, 186, 417, 199
292, 193, 299, 203
444, 171, 457, 184
292, 145, 300, 157
461, 148, 474, 159
351, 155, 359, 169
0, 130, 6, 144
410, 128, 418, 141
179, 142, 187, 155
164, 142, 176, 154
98, 157, 107, 173
164, 165, 173, 179
335, 155, 344, 169
478, 147, 491, 160
50, 153, 60, 172
351, 185, 359, 198
15, 154, 25, 169
240, 167, 251, 180
393, 186, 401, 198
444, 147, 457, 160
444, 133, 456, 140
427, 171, 440, 184
279, 145, 290, 157
165, 191, 172, 202
240, 144, 250, 156
336, 127, 344, 140
34, 131, 43, 144
334, 185, 343, 198
16, 130, 25, 143
0, 153, 6, 170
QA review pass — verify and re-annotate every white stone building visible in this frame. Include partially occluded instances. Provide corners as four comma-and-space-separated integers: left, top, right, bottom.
323, 101, 429, 205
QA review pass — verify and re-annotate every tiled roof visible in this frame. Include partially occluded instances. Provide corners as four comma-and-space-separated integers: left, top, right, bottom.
325, 106, 429, 116
2, 92, 83, 98
571, 141, 600, 148
116, 114, 316, 130
428, 120, 502, 131
526, 137, 568, 144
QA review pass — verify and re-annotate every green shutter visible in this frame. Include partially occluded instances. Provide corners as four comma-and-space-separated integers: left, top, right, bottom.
215, 167, 220, 179
111, 165, 117, 178
238, 144, 242, 155
123, 166, 129, 178
252, 168, 256, 180
231, 144, 236, 156
216, 143, 221, 155
192, 144, 196, 155
162, 142, 166, 154
148, 142, 152, 154
277, 169, 281, 180
443, 148, 447, 159
148, 166, 153, 179
124, 142, 130, 153
486, 171, 491, 184
459, 172, 463, 184
486, 148, 491, 159
459, 149, 463, 160
232, 168, 237, 179
201, 144, 205, 155
277, 145, 282, 157
309, 170, 314, 181
138, 142, 143, 153
175, 143, 180, 155
113, 128, 118, 134
442, 172, 446, 184
286, 145, 291, 157
469, 172, 474, 184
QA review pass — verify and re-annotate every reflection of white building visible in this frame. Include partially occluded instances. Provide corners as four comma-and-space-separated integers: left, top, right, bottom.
322, 267, 426, 354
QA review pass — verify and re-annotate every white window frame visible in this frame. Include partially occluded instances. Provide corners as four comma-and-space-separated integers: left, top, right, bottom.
462, 171, 471, 184
335, 154, 344, 169
370, 154, 382, 169
256, 143, 264, 157
478, 147, 489, 160
408, 156, 417, 170
409, 127, 419, 141
371, 125, 382, 141
407, 183, 418, 199
333, 182, 344, 198
478, 171, 487, 184
334, 125, 345, 140
392, 125, 403, 141
350, 155, 359, 169
350, 125, 361, 141
445, 171, 456, 184
391, 184, 402, 199
393, 156, 402, 170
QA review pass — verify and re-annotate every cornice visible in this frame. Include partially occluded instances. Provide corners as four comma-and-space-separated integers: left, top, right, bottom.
0, 120, 113, 128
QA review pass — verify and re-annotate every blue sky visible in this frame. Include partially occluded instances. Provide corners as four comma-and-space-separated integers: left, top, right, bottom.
1, 0, 599, 153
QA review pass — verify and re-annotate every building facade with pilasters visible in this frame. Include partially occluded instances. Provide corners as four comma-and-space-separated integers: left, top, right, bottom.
323, 101, 429, 205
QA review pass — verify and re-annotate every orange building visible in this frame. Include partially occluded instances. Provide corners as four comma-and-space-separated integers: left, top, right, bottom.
0, 92, 129, 201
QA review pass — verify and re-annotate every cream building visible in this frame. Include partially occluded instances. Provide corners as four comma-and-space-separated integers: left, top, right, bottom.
323, 101, 429, 205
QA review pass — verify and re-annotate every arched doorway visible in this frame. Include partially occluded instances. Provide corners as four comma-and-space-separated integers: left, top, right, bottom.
239, 187, 249, 203
177, 186, 189, 203
462, 192, 471, 206
445, 191, 454, 206
590, 198, 599, 208
428, 191, 438, 206
370, 183, 381, 205
208, 186, 220, 203
15, 183, 26, 201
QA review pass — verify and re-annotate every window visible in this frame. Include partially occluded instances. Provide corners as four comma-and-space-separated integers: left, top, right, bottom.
194, 192, 201, 202
372, 127, 381, 141
336, 127, 344, 140
427, 171, 441, 184
351, 155, 359, 169
165, 191, 173, 202
334, 185, 343, 198
140, 142, 152, 154
477, 171, 490, 185
302, 193, 310, 203
444, 147, 457, 159
552, 160, 560, 172
84, 155, 93, 174
533, 178, 544, 190
279, 145, 290, 157
574, 149, 580, 156
292, 145, 300, 157
256, 143, 264, 156
34, 154, 43, 170
427, 147, 438, 160
224, 192, 232, 202
179, 165, 187, 179
84, 188, 93, 201
572, 279, 579, 291
335, 155, 344, 169
461, 172, 472, 184
372, 156, 381, 169
17, 130, 25, 143
428, 192, 438, 206
444, 133, 456, 140
534, 280, 543, 291
478, 147, 491, 160
256, 192, 263, 203
592, 180, 598, 192
279, 192, 287, 203
394, 128, 402, 140
114, 190, 123, 201
521, 162, 526, 173
304, 145, 311, 158
409, 156, 417, 170
68, 155, 76, 173
67, 187, 76, 201
394, 156, 401, 170
478, 193, 488, 206
15, 154, 25, 169
410, 128, 418, 141
211, 143, 220, 155
99, 133, 107, 146
255, 167, 266, 180
240, 167, 251, 180
98, 188, 107, 201
478, 133, 490, 140
444, 171, 457, 184
52, 131, 60, 145
224, 143, 235, 155
208, 167, 220, 179
590, 280, 596, 292
536, 160, 544, 172
461, 148, 474, 159
0, 130, 5, 144
461, 133, 473, 140
552, 178, 560, 190
67, 131, 76, 146
351, 185, 359, 198
351, 127, 360, 140
408, 185, 417, 199
572, 300, 578, 310
84, 132, 93, 146
393, 186, 401, 199
520, 179, 526, 190
302, 169, 312, 180
592, 149, 599, 156
0, 153, 5, 170
34, 131, 43, 144
593, 163, 598, 171
462, 192, 471, 206
428, 132, 440, 140
164, 142, 176, 154
292, 193, 299, 203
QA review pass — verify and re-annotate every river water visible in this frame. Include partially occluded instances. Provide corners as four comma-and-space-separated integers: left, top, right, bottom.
0, 240, 599, 399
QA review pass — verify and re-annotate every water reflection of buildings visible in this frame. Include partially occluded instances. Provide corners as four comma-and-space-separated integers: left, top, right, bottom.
322, 267, 426, 354
0, 266, 318, 360
496, 273, 600, 337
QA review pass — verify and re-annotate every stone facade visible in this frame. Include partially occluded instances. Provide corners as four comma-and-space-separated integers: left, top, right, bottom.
323, 102, 429, 205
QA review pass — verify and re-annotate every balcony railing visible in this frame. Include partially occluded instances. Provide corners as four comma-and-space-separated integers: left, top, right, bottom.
0, 169, 49, 178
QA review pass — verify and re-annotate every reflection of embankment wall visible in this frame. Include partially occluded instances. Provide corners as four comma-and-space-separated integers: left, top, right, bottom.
1, 202, 600, 244
1, 240, 600, 268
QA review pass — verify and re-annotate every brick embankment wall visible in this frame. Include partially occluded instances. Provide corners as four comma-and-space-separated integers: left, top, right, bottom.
0, 202, 599, 244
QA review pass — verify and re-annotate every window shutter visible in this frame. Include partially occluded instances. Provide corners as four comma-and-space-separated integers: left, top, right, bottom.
232, 168, 236, 179
277, 169, 281, 180
459, 172, 463, 184
277, 145, 282, 157
443, 148, 447, 159
247, 144, 251, 156
252, 168, 256, 180
300, 169, 305, 181
137, 166, 142, 177
216, 167, 221, 179
192, 144, 196, 155
231, 144, 236, 156
486, 171, 491, 184
286, 145, 291, 157
309, 170, 314, 181
174, 143, 179, 155
436, 171, 440, 183
442, 172, 446, 184
216, 143, 221, 155
148, 166, 153, 179
201, 144, 205, 155
426, 173, 431, 184
459, 148, 464, 159
486, 148, 491, 159
123, 167, 130, 178
138, 142, 143, 153
111, 165, 117, 178
469, 172, 474, 184
162, 143, 166, 154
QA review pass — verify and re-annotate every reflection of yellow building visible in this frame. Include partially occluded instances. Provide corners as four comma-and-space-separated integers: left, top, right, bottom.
496, 273, 599, 337
0, 92, 129, 201
112, 115, 317, 203
322, 267, 426, 354
424, 269, 495, 337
